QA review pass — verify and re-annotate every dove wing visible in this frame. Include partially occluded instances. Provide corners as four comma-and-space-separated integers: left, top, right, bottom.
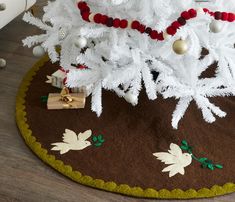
168, 143, 183, 157
153, 152, 176, 165
78, 130, 92, 141
162, 164, 185, 177
51, 143, 70, 155
62, 129, 78, 144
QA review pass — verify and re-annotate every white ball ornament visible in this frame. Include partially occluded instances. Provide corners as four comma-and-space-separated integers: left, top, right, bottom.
74, 37, 87, 48
0, 58, 6, 68
124, 92, 138, 106
33, 46, 45, 57
172, 39, 188, 55
209, 20, 224, 33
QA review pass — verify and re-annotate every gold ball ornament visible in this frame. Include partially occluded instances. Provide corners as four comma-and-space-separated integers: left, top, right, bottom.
172, 39, 188, 55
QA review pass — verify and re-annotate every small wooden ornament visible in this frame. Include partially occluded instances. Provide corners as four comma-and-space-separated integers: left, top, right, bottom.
51, 70, 66, 89
48, 70, 92, 96
47, 88, 86, 110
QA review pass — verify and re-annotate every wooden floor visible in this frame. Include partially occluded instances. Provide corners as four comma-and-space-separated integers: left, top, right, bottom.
0, 1, 234, 201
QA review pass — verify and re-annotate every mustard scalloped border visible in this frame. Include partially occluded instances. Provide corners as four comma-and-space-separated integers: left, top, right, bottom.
15, 55, 235, 199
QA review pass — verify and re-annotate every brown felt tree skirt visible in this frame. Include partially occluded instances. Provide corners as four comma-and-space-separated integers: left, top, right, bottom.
22, 60, 235, 197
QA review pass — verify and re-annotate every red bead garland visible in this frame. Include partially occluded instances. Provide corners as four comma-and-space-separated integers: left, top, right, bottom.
189, 9, 197, 18
138, 24, 146, 33
214, 11, 222, 20
150, 30, 158, 40
171, 21, 181, 30
145, 27, 152, 34
113, 18, 120, 28
94, 13, 102, 23
120, 19, 128, 29
101, 15, 108, 25
166, 26, 176, 35
221, 12, 228, 21
177, 17, 186, 26
228, 13, 235, 22
131, 20, 140, 29
82, 12, 90, 22
181, 11, 191, 20
106, 18, 113, 27
77, 1, 235, 41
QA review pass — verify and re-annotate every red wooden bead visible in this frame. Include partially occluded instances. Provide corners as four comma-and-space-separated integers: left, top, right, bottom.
221, 12, 228, 21
82, 12, 90, 22
138, 24, 146, 33
181, 11, 191, 20
113, 18, 120, 28
203, 8, 209, 13
171, 21, 181, 29
145, 27, 152, 34
94, 13, 102, 23
77, 2, 87, 10
214, 11, 222, 20
131, 20, 140, 29
188, 9, 197, 18
106, 17, 113, 27
80, 6, 90, 16
101, 15, 108, 24
120, 19, 128, 29
209, 12, 214, 16
228, 13, 235, 22
83, 6, 90, 12
150, 30, 158, 40
157, 32, 164, 41
177, 17, 186, 25
77, 2, 83, 9
166, 26, 176, 35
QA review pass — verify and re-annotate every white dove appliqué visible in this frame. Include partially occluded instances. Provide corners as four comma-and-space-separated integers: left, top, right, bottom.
153, 143, 192, 177
51, 129, 92, 154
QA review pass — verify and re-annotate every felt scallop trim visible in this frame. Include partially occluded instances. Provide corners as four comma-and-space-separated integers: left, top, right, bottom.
15, 55, 235, 199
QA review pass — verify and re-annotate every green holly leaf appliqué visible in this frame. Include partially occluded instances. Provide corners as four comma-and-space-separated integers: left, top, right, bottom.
215, 164, 223, 169
92, 135, 105, 147
40, 96, 48, 103
180, 140, 193, 154
180, 140, 223, 171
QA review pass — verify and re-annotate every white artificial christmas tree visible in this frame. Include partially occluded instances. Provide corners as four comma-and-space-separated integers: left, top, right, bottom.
23, 0, 235, 129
